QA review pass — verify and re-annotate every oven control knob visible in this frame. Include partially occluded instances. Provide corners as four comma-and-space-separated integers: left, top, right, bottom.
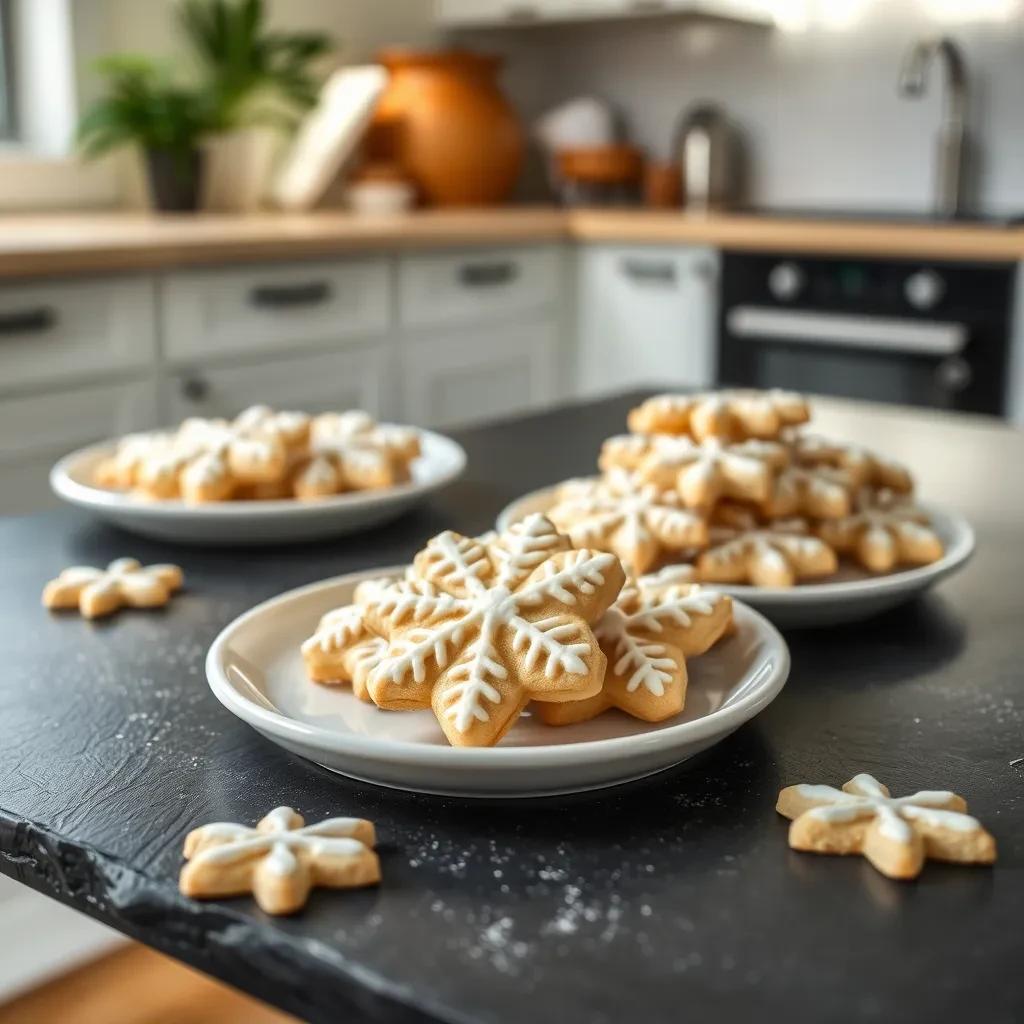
905, 269, 945, 310
768, 262, 804, 301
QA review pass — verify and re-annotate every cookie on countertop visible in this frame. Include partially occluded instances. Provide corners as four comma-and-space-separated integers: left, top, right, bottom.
777, 773, 996, 880
42, 558, 183, 619
179, 806, 379, 915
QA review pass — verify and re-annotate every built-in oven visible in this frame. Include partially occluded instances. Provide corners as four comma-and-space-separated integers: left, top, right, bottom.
717, 252, 1016, 416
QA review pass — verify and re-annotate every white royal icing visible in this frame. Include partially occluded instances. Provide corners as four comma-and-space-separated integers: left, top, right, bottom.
374, 515, 613, 732
797, 774, 980, 848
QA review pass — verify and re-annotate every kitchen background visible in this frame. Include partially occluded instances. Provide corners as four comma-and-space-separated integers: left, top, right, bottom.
0, 4, 1022, 1014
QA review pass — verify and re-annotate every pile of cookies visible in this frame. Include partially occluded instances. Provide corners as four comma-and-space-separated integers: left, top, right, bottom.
301, 513, 734, 747
543, 389, 945, 586
94, 406, 421, 504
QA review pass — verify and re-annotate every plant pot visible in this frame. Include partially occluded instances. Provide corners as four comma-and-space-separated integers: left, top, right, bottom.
201, 128, 279, 212
368, 49, 524, 207
145, 148, 203, 212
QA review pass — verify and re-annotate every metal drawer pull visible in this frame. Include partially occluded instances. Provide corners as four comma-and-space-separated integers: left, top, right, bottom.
250, 282, 331, 308
458, 261, 519, 287
620, 259, 677, 284
727, 306, 967, 356
0, 307, 56, 334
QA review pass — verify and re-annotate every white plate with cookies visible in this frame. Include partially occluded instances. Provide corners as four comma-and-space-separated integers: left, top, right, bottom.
50, 427, 467, 546
206, 566, 789, 797
496, 485, 974, 628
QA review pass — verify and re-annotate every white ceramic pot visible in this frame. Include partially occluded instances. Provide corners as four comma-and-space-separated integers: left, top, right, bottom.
201, 128, 279, 212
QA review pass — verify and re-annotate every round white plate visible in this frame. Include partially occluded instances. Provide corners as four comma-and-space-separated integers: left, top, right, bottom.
497, 486, 975, 629
50, 429, 466, 546
206, 568, 790, 798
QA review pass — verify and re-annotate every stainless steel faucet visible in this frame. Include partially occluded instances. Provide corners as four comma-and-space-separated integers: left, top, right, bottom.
898, 36, 967, 218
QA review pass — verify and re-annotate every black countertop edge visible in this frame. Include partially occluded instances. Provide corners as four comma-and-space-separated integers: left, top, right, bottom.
0, 807, 461, 1024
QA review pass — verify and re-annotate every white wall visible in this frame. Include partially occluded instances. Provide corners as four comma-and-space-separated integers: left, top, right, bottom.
460, 0, 1024, 214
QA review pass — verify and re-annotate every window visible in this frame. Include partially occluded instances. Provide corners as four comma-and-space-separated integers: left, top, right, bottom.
0, 0, 15, 141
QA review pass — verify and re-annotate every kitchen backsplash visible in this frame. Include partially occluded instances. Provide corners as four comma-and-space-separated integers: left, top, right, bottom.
459, 0, 1024, 215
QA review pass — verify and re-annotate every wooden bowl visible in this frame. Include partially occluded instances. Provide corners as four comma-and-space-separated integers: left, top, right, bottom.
556, 145, 644, 184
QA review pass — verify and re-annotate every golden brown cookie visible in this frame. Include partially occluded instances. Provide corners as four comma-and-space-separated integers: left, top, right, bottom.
697, 514, 837, 587
792, 434, 913, 493
815, 504, 943, 573
365, 514, 625, 747
179, 806, 379, 915
763, 464, 853, 519
777, 773, 996, 880
42, 558, 183, 619
547, 469, 708, 575
627, 389, 809, 441
536, 579, 732, 726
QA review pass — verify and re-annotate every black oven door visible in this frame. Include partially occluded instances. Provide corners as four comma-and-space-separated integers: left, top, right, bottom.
720, 306, 995, 413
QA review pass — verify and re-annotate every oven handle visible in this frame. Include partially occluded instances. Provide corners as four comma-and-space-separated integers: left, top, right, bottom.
726, 306, 967, 356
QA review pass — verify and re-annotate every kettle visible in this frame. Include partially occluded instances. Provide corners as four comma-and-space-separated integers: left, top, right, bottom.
674, 103, 738, 212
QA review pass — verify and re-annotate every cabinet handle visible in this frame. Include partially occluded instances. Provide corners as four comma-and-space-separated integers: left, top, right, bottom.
180, 375, 210, 402
249, 281, 331, 308
620, 258, 677, 285
458, 261, 519, 287
630, 0, 668, 11
0, 306, 56, 334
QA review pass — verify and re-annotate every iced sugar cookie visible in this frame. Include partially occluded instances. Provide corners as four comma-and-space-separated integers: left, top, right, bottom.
777, 773, 996, 880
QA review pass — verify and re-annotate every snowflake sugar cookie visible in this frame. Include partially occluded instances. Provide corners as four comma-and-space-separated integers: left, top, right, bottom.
816, 503, 943, 573
179, 806, 379, 915
547, 469, 707, 575
697, 513, 837, 588
42, 558, 183, 619
300, 411, 422, 495
763, 464, 853, 519
537, 577, 732, 726
627, 389, 809, 441
301, 578, 393, 700
365, 514, 625, 747
792, 434, 913, 493
777, 773, 996, 880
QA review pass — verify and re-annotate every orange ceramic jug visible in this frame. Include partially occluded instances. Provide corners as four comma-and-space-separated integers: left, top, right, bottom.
369, 49, 524, 207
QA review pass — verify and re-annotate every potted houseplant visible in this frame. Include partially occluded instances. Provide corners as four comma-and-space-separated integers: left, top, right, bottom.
178, 0, 331, 211
77, 56, 214, 212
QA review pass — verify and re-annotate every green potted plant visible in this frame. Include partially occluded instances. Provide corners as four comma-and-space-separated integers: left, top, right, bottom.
77, 56, 214, 212
179, 0, 331, 211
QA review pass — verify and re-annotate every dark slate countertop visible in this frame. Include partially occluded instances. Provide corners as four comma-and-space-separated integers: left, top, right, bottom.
1, 392, 1022, 1024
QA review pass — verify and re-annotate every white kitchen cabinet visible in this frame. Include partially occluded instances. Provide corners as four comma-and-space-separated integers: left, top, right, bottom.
400, 320, 560, 428
166, 346, 396, 423
0, 378, 158, 514
161, 258, 391, 363
437, 0, 772, 27
398, 246, 561, 329
0, 276, 156, 393
574, 244, 719, 399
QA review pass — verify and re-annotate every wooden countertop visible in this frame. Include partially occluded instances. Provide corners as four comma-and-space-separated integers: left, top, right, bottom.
1, 206, 1023, 279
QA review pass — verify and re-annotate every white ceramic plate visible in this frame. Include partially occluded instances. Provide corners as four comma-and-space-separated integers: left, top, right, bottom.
206, 568, 790, 798
497, 486, 975, 629
49, 429, 466, 546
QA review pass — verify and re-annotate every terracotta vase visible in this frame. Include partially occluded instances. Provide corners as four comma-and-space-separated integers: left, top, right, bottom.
369, 49, 524, 207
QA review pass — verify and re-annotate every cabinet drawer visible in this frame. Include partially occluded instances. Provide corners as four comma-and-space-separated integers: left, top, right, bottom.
401, 320, 559, 428
0, 379, 158, 514
398, 246, 560, 328
166, 346, 395, 423
0, 277, 156, 391
162, 259, 391, 362
0, 379, 158, 461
